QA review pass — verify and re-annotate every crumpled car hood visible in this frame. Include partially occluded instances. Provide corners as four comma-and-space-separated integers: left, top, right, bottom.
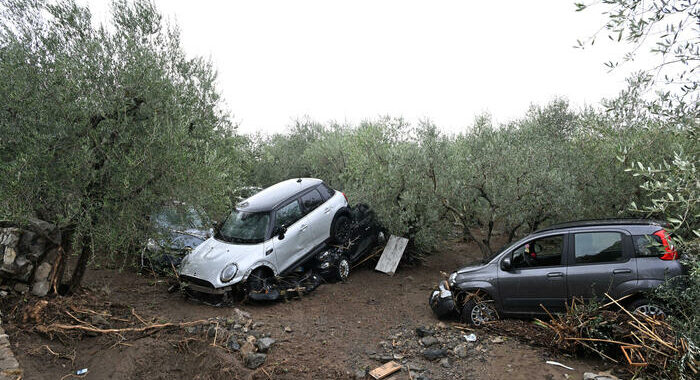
179, 238, 263, 288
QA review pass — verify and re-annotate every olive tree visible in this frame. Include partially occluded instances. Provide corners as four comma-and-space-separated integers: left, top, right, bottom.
0, 0, 241, 291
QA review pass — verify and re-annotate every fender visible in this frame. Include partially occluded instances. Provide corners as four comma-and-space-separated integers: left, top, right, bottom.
241, 260, 278, 282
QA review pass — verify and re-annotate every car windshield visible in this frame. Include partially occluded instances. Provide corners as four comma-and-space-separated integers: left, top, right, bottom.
216, 209, 270, 244
152, 206, 204, 231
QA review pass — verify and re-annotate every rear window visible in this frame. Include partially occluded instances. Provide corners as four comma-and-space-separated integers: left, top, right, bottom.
574, 232, 625, 264
633, 234, 665, 257
317, 183, 335, 200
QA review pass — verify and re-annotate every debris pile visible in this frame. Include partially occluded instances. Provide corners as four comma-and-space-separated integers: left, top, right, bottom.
536, 294, 697, 377
357, 322, 495, 379
16, 294, 276, 371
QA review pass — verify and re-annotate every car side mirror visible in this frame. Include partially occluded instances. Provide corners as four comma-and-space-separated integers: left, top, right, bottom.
501, 257, 512, 271
276, 226, 287, 240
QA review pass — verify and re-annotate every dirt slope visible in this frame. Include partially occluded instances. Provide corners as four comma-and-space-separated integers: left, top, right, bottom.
5, 239, 619, 379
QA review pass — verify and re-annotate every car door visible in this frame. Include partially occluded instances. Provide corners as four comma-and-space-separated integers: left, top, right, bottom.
271, 199, 306, 271
300, 188, 332, 246
498, 233, 569, 314
566, 229, 637, 300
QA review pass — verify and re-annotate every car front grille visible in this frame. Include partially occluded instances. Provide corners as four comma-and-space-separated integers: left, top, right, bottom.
180, 275, 215, 289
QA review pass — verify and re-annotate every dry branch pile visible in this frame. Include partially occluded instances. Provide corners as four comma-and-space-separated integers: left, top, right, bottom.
535, 294, 697, 378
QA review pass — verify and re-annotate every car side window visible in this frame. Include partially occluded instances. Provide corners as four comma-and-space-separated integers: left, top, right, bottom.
574, 232, 624, 264
317, 183, 335, 200
300, 189, 324, 213
511, 235, 564, 269
275, 200, 303, 229
633, 234, 665, 257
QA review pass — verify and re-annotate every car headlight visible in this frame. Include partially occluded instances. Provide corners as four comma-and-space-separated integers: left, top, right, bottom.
220, 263, 238, 283
448, 272, 457, 287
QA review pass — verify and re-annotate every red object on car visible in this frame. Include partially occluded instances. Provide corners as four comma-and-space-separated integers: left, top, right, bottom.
654, 229, 678, 260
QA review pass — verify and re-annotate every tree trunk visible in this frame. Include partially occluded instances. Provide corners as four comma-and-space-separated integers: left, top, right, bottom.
68, 233, 92, 293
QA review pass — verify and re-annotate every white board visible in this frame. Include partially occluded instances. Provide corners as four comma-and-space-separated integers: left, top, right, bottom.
374, 235, 408, 276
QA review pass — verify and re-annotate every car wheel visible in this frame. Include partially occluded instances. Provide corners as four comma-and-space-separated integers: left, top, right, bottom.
333, 257, 350, 282
629, 298, 666, 318
332, 214, 351, 244
247, 268, 274, 294
460, 298, 499, 326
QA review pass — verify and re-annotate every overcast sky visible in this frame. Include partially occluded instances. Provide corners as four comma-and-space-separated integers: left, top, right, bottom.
84, 0, 645, 134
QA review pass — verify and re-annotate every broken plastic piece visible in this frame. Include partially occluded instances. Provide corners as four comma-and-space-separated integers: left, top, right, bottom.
545, 360, 573, 370
76, 368, 88, 375
464, 333, 477, 342
369, 361, 402, 379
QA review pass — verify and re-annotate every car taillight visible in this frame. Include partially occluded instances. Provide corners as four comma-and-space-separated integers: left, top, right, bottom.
342, 192, 348, 203
653, 229, 678, 260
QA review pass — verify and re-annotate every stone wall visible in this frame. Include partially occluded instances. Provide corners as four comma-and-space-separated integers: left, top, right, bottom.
0, 220, 60, 297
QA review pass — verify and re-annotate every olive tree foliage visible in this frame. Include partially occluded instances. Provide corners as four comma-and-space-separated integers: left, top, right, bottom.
576, 0, 698, 125
441, 102, 583, 257
0, 0, 243, 291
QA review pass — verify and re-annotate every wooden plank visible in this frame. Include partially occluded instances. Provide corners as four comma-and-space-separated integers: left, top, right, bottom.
374, 235, 408, 276
369, 360, 402, 379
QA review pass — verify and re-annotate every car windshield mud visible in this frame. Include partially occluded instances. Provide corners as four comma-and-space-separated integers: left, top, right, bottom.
216, 210, 270, 244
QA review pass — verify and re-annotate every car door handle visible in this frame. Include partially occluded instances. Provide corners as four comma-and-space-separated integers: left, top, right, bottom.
266, 248, 273, 255
324, 207, 331, 214
547, 272, 564, 278
300, 224, 308, 231
613, 268, 632, 274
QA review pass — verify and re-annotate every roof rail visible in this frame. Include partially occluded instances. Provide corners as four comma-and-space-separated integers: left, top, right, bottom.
536, 218, 664, 233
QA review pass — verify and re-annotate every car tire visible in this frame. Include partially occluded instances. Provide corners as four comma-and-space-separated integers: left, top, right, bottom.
628, 298, 666, 318
332, 257, 350, 282
331, 214, 351, 244
247, 268, 273, 294
460, 298, 499, 326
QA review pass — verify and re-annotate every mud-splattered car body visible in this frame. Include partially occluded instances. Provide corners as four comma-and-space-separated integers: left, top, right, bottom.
178, 178, 349, 296
431, 219, 684, 325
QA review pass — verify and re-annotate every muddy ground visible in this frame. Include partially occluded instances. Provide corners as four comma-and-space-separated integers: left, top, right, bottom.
3, 239, 624, 379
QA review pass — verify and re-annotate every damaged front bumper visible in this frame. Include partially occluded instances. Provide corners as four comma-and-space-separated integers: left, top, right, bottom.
429, 280, 457, 318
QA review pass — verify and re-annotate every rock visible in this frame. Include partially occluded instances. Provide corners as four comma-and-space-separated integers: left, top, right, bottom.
0, 230, 20, 248
354, 369, 366, 379
33, 262, 52, 282
0, 290, 7, 298
31, 280, 50, 297
257, 337, 276, 353
422, 348, 447, 361
436, 321, 447, 329
185, 326, 198, 334
244, 352, 266, 369
416, 375, 431, 380
420, 336, 439, 347
415, 326, 434, 337
405, 362, 425, 372
240, 341, 256, 356
284, 326, 293, 333
28, 237, 46, 260
439, 357, 450, 368
12, 283, 28, 293
490, 336, 505, 344
248, 330, 262, 339
88, 314, 110, 328
583, 372, 619, 380
232, 307, 251, 320
454, 343, 468, 358
18, 231, 36, 252
226, 336, 240, 351
2, 247, 16, 267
